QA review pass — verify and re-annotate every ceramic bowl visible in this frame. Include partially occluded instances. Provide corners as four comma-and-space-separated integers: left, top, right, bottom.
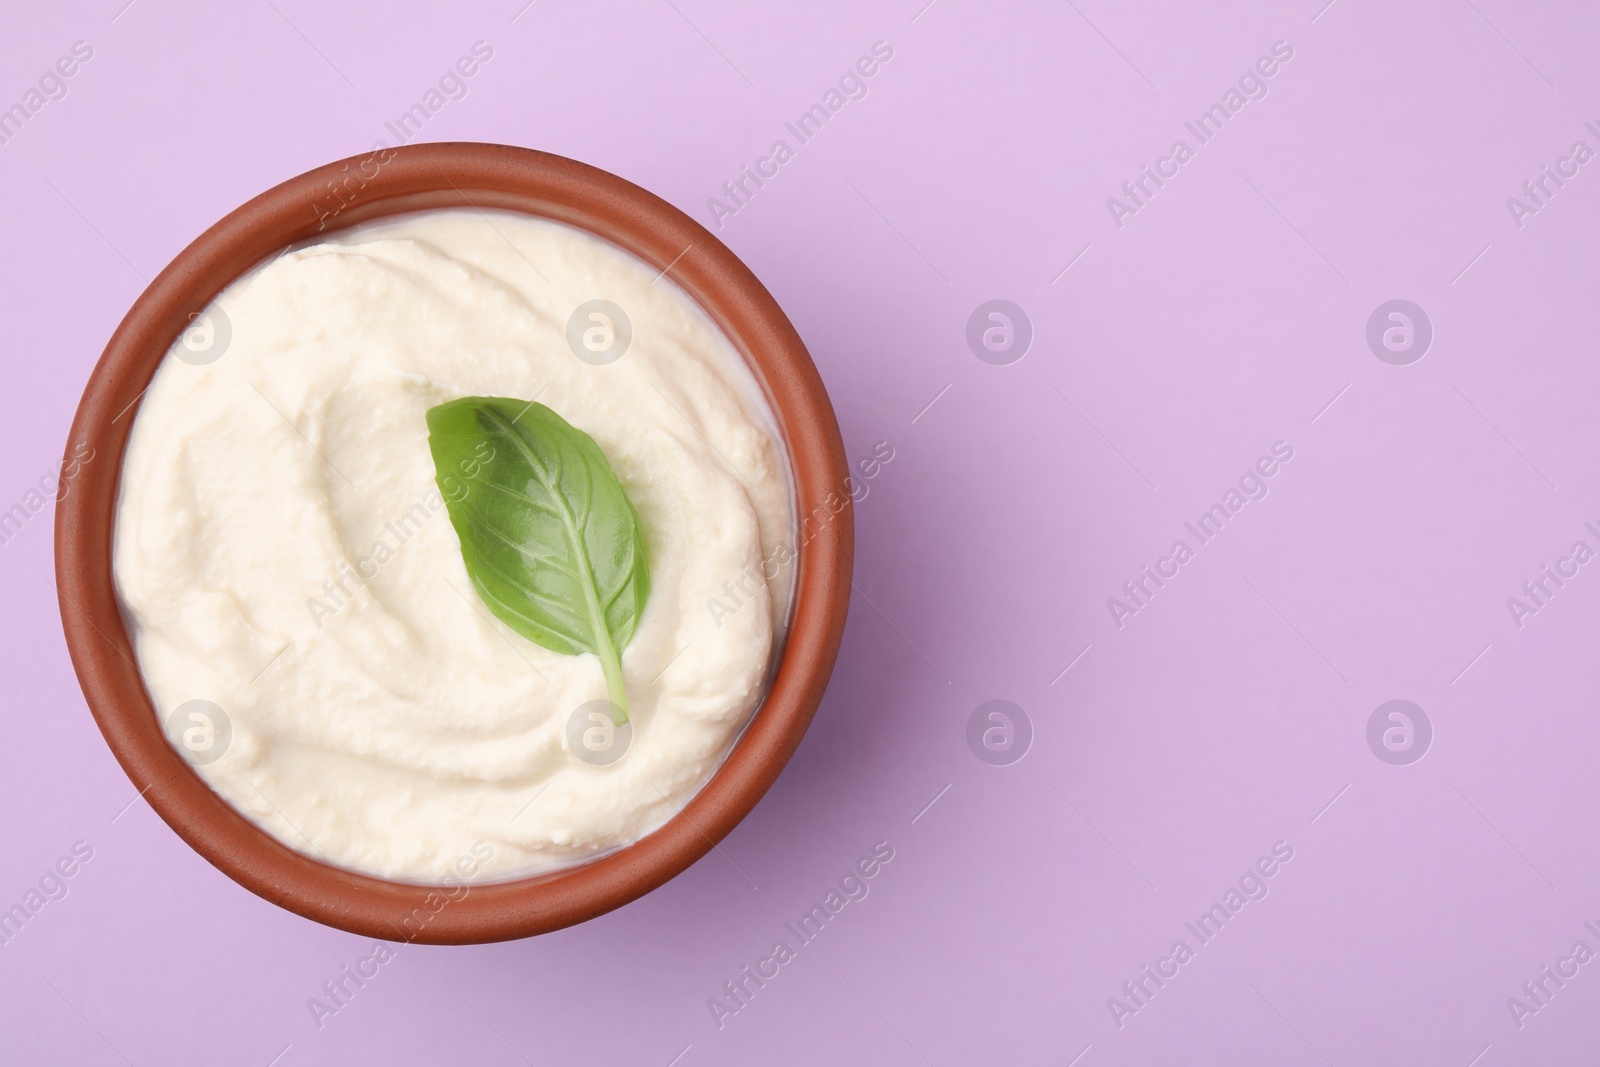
54, 143, 852, 943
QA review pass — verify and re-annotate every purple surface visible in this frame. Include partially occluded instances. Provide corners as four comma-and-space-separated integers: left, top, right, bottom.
4, 0, 1600, 1063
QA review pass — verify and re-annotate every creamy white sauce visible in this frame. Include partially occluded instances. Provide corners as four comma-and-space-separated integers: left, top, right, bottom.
113, 209, 794, 882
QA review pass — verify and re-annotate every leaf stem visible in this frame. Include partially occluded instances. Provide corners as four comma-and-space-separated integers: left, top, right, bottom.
596, 634, 629, 725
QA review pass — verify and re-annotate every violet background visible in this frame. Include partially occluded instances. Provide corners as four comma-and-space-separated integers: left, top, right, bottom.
3, 0, 1599, 1063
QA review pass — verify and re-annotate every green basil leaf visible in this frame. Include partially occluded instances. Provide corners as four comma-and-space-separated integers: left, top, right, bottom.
426, 397, 650, 724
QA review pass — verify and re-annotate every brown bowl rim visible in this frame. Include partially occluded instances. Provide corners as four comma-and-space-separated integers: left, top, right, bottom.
53, 142, 853, 944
